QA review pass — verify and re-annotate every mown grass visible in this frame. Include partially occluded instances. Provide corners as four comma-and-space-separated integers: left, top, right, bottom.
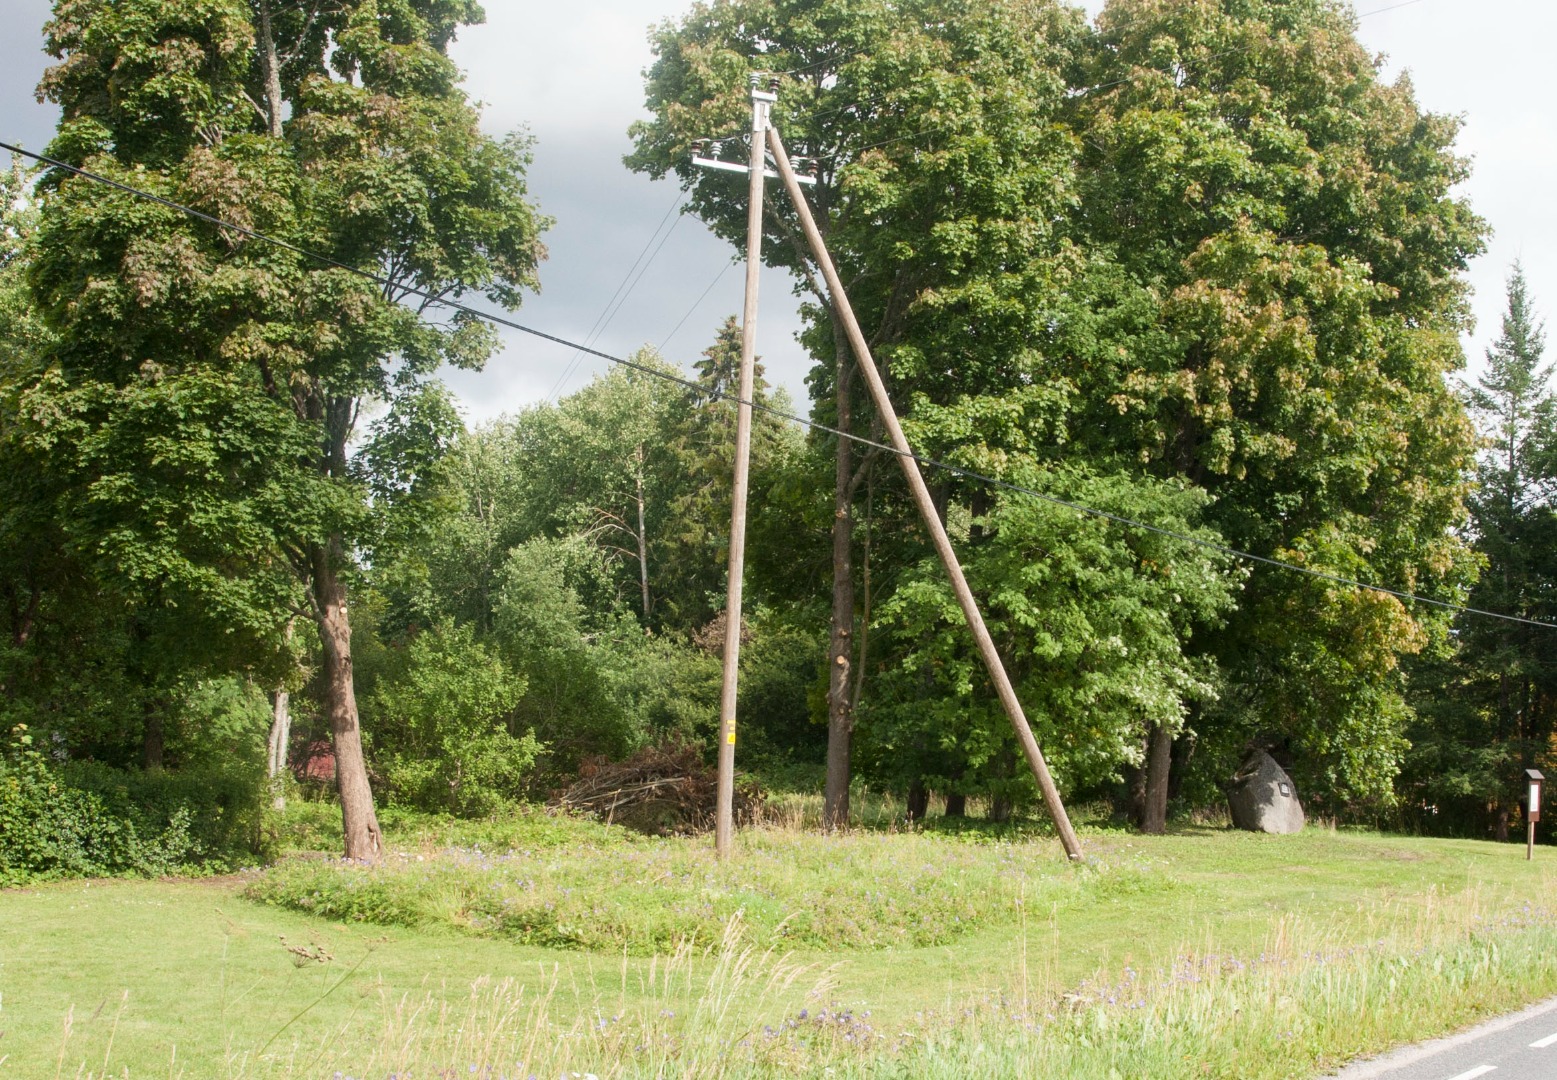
3, 819, 1556, 1078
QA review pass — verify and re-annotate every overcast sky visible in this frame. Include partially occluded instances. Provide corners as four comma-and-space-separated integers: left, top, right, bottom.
3, 0, 1553, 426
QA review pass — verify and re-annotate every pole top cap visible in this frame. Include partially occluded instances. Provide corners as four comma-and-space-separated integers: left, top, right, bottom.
1529, 769, 1545, 782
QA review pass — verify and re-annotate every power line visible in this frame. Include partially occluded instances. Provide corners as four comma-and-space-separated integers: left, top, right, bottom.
659, 260, 733, 351
2, 136, 1548, 632
548, 189, 685, 400
1357, 0, 1433, 15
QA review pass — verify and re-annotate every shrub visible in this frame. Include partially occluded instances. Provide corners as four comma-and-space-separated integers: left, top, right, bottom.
0, 724, 259, 884
63, 755, 265, 861
369, 620, 539, 815
493, 538, 659, 772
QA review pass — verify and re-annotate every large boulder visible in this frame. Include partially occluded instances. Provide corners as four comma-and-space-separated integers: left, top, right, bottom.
1227, 749, 1305, 834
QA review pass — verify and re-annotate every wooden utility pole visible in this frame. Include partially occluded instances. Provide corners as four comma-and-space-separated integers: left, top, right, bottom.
767, 126, 1084, 861
709, 76, 772, 859
692, 82, 817, 859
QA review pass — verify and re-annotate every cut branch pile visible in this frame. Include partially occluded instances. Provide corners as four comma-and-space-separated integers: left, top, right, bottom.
551, 742, 763, 836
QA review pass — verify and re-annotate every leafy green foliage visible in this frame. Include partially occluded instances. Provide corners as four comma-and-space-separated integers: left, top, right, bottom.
626, 0, 1489, 819
655, 319, 801, 629
22, 0, 549, 855
1402, 265, 1557, 834
489, 536, 671, 770
19, 367, 330, 684
0, 0, 1512, 844
862, 464, 1239, 801
348, 325, 819, 785
1062, 0, 1486, 810
0, 724, 263, 884
368, 620, 535, 816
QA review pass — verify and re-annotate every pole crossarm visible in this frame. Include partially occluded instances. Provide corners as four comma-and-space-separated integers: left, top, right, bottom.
766, 124, 1085, 862
691, 154, 818, 186
690, 85, 818, 190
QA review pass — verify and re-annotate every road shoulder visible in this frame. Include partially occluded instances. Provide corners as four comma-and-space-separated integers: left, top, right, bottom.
1326, 995, 1557, 1078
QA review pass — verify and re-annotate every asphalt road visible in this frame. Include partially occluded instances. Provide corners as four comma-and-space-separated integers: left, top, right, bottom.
1327, 997, 1557, 1080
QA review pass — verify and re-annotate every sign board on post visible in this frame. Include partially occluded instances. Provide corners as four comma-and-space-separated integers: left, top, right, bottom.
1527, 769, 1544, 861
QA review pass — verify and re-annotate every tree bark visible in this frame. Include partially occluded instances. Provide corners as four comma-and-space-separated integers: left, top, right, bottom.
989, 793, 1013, 823
988, 747, 1015, 823
944, 792, 967, 818
142, 703, 164, 771
267, 688, 291, 810
6, 582, 40, 648
313, 540, 382, 860
849, 461, 874, 715
634, 444, 651, 618
906, 778, 929, 823
1126, 745, 1146, 824
1141, 722, 1172, 834
823, 322, 855, 831
256, 0, 285, 139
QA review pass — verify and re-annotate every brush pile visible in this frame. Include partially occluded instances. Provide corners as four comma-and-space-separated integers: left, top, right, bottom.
552, 741, 763, 836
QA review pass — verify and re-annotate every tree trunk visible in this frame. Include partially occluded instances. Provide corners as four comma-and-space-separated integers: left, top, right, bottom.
634, 444, 651, 618
823, 324, 855, 831
944, 792, 967, 818
256, 0, 285, 139
1126, 743, 1146, 825
906, 778, 929, 823
988, 746, 1015, 822
313, 540, 382, 860
7, 582, 40, 648
266, 688, 291, 810
142, 703, 164, 771
849, 462, 874, 715
989, 793, 1013, 823
1141, 722, 1172, 835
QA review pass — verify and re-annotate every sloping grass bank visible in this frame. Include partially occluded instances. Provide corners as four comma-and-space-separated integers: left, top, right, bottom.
243, 824, 1153, 952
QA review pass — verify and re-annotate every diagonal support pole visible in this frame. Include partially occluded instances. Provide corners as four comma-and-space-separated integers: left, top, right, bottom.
767, 125, 1084, 861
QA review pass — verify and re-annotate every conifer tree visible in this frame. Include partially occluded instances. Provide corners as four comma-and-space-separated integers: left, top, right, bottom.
1419, 265, 1557, 837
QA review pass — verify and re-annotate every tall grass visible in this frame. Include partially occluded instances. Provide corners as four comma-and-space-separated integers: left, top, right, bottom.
244, 824, 1148, 953
214, 914, 836, 1080
43, 889, 1557, 1078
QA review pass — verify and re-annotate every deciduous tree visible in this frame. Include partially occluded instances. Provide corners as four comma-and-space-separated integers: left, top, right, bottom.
629, 0, 1086, 825
1062, 0, 1485, 812
25, 0, 546, 857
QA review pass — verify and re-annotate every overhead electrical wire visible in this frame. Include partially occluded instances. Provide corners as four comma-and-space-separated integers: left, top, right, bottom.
1, 136, 1547, 632
548, 188, 686, 400
659, 260, 734, 352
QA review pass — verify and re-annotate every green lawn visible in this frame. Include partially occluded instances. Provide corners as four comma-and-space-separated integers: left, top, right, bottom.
3, 822, 1555, 1078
